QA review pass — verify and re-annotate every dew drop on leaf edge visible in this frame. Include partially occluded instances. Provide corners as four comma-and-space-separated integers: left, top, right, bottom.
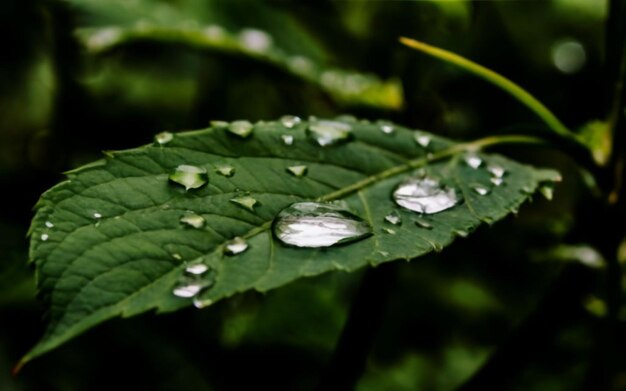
155, 131, 174, 145
307, 120, 353, 147
227, 120, 254, 138
280, 115, 301, 129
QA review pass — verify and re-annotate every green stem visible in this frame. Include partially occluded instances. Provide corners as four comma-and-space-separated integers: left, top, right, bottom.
399, 37, 581, 145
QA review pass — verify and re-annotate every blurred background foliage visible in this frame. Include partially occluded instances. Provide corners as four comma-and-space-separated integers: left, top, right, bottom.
1, 0, 622, 390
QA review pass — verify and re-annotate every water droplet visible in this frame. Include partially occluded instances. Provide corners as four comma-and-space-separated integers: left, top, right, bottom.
169, 165, 208, 191
239, 28, 273, 52
431, 242, 443, 252
41, 233, 49, 241
380, 124, 395, 134
172, 253, 183, 261
282, 134, 294, 145
414, 133, 431, 147
393, 177, 462, 214
464, 153, 482, 169
230, 196, 258, 212
491, 177, 504, 186
93, 212, 102, 219
155, 131, 173, 145
384, 211, 402, 225
454, 229, 469, 238
378, 250, 390, 257
382, 227, 396, 235
215, 165, 235, 177
286, 165, 308, 177
45, 221, 54, 228
472, 185, 490, 196
210, 120, 229, 128
414, 218, 433, 229
224, 237, 249, 255
307, 120, 353, 147
280, 115, 302, 129
539, 184, 554, 200
227, 120, 254, 138
185, 263, 209, 275
180, 213, 205, 229
273, 201, 372, 248
487, 164, 506, 178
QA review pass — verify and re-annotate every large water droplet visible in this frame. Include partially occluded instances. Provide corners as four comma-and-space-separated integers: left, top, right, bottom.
282, 134, 294, 145
45, 221, 54, 228
280, 115, 301, 129
180, 213, 205, 229
239, 28, 273, 52
169, 165, 208, 191
307, 120, 353, 147
464, 153, 482, 169
224, 237, 249, 255
230, 196, 258, 212
414, 133, 431, 148
384, 211, 402, 225
273, 201, 372, 248
155, 131, 173, 145
215, 165, 235, 177
286, 165, 308, 177
393, 177, 462, 214
487, 164, 505, 178
227, 120, 254, 138
472, 185, 490, 196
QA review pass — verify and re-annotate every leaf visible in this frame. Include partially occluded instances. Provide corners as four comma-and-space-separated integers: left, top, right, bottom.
23, 117, 559, 366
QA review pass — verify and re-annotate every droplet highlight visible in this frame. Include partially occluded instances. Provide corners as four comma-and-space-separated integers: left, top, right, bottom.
169, 165, 208, 191
464, 153, 482, 169
41, 233, 49, 241
273, 201, 372, 248
282, 134, 294, 145
472, 185, 490, 196
307, 120, 353, 147
414, 133, 431, 148
380, 124, 394, 134
487, 164, 506, 178
393, 177, 462, 214
45, 221, 54, 228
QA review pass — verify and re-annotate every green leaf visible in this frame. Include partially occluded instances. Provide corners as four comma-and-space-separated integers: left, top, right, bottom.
23, 117, 559, 366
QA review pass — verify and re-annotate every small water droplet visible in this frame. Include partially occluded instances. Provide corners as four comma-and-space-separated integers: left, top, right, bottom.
93, 212, 102, 219
393, 177, 462, 214
239, 28, 273, 52
539, 184, 554, 200
210, 120, 229, 128
414, 133, 431, 147
169, 165, 208, 191
41, 233, 49, 241
224, 237, 249, 255
282, 134, 294, 145
414, 218, 433, 229
380, 125, 395, 134
384, 211, 402, 225
230, 196, 258, 212
464, 153, 482, 169
307, 120, 353, 147
172, 253, 183, 261
273, 201, 372, 248
491, 177, 504, 186
215, 165, 235, 177
286, 165, 308, 177
227, 120, 254, 138
431, 242, 443, 252
382, 227, 396, 235
487, 164, 506, 178
378, 250, 390, 257
180, 213, 205, 229
280, 115, 301, 129
173, 284, 203, 298
454, 229, 469, 238
45, 221, 54, 228
155, 131, 173, 145
472, 185, 490, 196
185, 263, 209, 275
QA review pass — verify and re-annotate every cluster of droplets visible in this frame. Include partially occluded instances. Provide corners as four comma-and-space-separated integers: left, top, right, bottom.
172, 261, 217, 309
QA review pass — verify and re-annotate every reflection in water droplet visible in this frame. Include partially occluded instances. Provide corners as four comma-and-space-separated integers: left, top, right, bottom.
186, 263, 209, 275
540, 184, 554, 200
180, 213, 205, 229
491, 177, 504, 186
273, 202, 372, 248
155, 131, 173, 145
230, 196, 258, 212
380, 125, 394, 134
239, 28, 273, 52
307, 120, 353, 147
282, 134, 294, 145
382, 227, 396, 235
472, 185, 490, 196
414, 133, 431, 148
393, 177, 462, 214
169, 165, 208, 191
224, 237, 249, 255
41, 233, 49, 241
384, 212, 402, 225
280, 115, 301, 129
414, 218, 433, 229
215, 165, 235, 177
286, 165, 308, 177
487, 164, 505, 178
464, 153, 482, 169
227, 120, 254, 138
45, 221, 54, 228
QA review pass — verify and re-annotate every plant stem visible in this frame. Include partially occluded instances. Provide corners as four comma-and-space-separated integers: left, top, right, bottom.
399, 37, 581, 146
316, 263, 397, 391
